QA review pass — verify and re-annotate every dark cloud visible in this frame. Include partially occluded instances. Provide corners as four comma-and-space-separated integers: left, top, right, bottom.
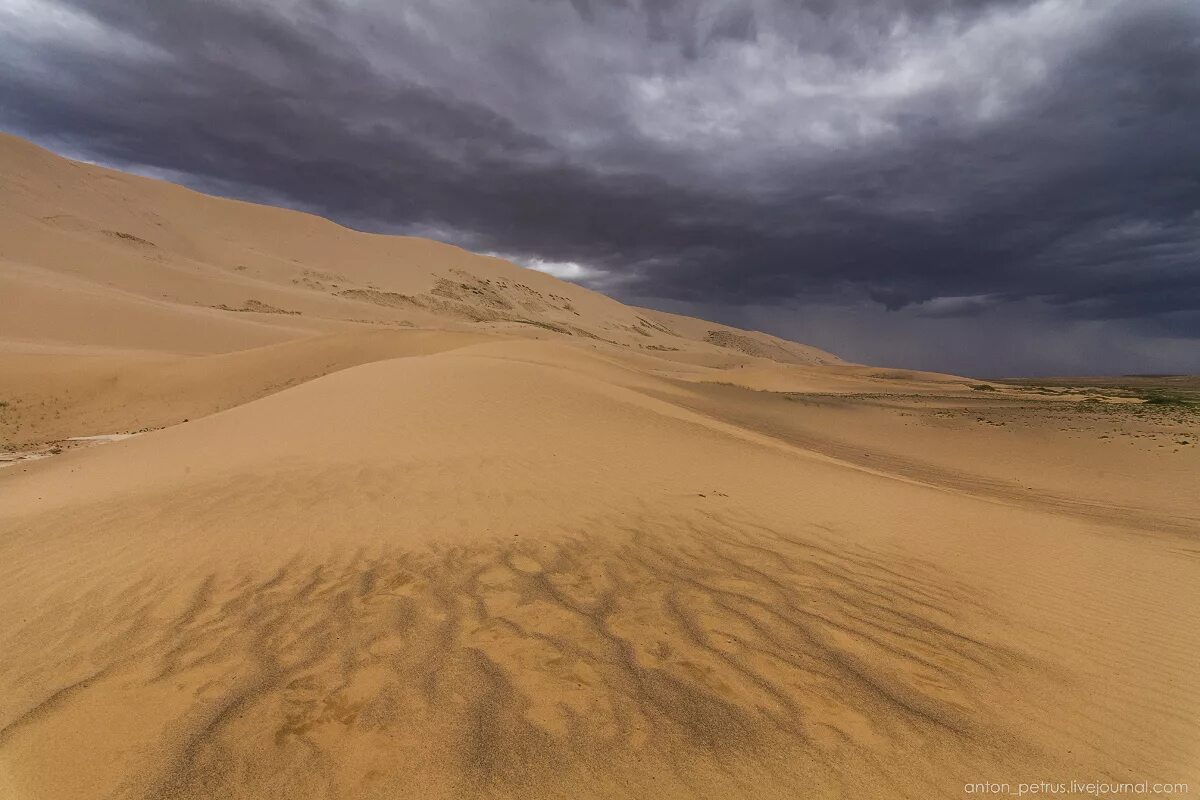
1, 0, 1197, 374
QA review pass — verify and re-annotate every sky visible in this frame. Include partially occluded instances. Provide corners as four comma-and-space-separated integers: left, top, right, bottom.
1, 0, 1198, 376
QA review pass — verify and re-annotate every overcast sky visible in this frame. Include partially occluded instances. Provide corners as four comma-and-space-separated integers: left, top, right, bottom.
2, 0, 1198, 376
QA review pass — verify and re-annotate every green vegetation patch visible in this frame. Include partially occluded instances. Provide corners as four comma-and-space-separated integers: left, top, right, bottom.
1137, 392, 1200, 408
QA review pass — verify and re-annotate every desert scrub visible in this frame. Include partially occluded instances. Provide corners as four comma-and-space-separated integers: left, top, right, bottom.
1139, 392, 1197, 407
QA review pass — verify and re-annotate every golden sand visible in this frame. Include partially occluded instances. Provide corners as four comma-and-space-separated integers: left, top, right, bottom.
1, 133, 1197, 798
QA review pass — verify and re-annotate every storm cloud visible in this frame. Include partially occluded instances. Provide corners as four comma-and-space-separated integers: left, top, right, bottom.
2, 0, 1198, 374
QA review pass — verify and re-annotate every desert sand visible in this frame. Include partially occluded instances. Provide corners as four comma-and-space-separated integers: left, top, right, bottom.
1, 132, 1197, 799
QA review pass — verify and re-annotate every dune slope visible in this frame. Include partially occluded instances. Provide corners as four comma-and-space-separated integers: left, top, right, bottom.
0, 132, 840, 366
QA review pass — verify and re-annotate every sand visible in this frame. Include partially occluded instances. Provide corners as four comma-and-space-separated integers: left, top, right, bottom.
1, 132, 1198, 799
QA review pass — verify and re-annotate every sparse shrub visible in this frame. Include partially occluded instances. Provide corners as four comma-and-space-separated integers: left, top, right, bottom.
1141, 392, 1196, 407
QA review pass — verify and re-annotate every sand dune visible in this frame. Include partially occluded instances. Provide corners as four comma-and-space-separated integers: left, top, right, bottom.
1, 133, 1198, 799
0, 132, 839, 366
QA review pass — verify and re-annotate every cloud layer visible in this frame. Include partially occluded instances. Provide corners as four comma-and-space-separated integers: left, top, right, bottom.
2, 0, 1198, 374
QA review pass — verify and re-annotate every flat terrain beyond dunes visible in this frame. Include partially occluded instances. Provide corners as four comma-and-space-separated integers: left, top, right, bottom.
1, 133, 1198, 799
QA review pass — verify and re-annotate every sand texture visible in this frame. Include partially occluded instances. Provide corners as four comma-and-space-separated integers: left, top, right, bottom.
1, 133, 1198, 799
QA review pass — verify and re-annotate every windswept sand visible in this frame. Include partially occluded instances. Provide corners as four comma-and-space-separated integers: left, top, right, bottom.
1, 133, 1198, 799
